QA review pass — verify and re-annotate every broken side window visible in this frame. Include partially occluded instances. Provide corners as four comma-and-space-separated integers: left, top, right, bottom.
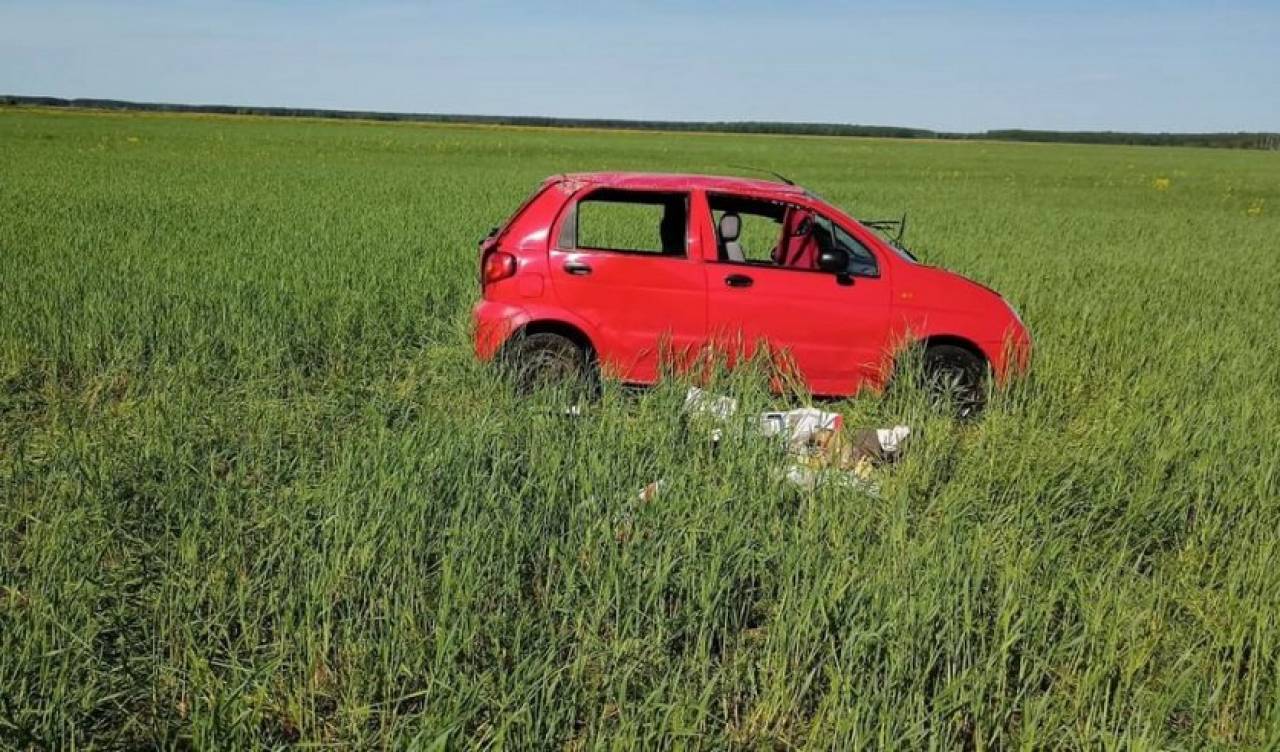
564, 189, 688, 256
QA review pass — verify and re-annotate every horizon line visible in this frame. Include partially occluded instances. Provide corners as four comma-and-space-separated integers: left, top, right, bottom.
5, 94, 1278, 148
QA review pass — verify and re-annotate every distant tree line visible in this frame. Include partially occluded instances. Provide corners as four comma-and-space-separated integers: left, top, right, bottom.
5, 95, 1277, 150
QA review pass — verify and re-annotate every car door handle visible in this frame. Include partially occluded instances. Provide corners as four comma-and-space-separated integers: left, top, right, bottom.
724, 274, 754, 288
563, 261, 592, 276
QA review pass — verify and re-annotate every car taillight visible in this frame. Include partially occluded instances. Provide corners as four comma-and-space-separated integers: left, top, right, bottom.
482, 251, 517, 284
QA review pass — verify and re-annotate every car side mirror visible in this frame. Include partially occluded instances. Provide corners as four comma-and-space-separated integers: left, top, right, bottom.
817, 247, 849, 274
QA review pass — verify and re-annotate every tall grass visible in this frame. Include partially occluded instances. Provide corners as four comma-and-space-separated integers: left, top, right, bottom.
1, 107, 1278, 748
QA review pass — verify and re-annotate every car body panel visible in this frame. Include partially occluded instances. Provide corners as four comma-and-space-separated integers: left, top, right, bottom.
692, 189, 898, 392
541, 185, 709, 382
703, 264, 894, 394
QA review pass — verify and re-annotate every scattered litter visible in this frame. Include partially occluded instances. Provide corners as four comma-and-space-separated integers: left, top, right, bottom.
687, 386, 907, 463
632, 388, 913, 504
784, 464, 880, 495
637, 479, 666, 504
760, 407, 843, 449
683, 387, 739, 421
781, 420, 909, 497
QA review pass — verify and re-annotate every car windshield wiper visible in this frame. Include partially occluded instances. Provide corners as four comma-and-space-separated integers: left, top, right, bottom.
859, 214, 907, 244
859, 214, 918, 261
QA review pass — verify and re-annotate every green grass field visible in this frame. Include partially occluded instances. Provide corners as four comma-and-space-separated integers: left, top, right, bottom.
2, 107, 1278, 749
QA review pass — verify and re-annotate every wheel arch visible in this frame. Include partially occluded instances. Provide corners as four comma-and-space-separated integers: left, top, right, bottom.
506, 319, 598, 361
880, 332, 990, 389
919, 333, 989, 365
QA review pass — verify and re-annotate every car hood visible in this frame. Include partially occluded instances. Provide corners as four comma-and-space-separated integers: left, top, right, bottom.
898, 263, 1006, 312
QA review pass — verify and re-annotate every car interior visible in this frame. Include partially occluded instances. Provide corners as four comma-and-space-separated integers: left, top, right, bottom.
710, 194, 817, 269
718, 212, 746, 262
710, 193, 878, 276
564, 189, 877, 276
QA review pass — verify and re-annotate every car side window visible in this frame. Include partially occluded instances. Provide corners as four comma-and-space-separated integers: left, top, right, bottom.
711, 209, 781, 264
559, 189, 688, 257
811, 215, 879, 277
706, 193, 879, 277
707, 193, 789, 265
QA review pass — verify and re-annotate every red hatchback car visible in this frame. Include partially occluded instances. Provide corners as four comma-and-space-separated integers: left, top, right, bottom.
473, 172, 1029, 402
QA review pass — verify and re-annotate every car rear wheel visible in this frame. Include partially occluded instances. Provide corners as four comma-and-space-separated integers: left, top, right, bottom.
502, 332, 594, 396
922, 344, 988, 418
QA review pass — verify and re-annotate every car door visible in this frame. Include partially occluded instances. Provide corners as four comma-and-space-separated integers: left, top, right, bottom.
704, 199, 892, 396
547, 187, 707, 383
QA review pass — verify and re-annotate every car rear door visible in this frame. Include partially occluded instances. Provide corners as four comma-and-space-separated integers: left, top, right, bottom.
703, 200, 892, 396
547, 187, 707, 383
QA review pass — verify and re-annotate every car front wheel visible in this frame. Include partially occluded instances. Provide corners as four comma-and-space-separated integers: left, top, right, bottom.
922, 344, 988, 418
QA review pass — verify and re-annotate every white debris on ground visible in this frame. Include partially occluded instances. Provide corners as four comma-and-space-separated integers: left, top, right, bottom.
615, 389, 912, 540
683, 387, 740, 421
655, 388, 911, 499
760, 407, 844, 448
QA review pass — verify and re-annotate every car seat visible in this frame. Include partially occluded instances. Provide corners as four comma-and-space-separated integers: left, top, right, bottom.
778, 208, 817, 269
719, 212, 745, 262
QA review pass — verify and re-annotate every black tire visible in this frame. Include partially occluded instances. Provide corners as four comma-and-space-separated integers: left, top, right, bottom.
501, 332, 593, 396
922, 344, 988, 418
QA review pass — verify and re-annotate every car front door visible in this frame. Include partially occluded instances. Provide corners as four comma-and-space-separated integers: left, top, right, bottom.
703, 197, 892, 396
547, 187, 708, 383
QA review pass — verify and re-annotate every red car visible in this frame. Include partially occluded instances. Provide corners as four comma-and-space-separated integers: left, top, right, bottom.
473, 172, 1029, 404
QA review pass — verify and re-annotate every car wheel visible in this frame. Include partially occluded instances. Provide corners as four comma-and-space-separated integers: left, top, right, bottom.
922, 344, 988, 418
502, 332, 593, 396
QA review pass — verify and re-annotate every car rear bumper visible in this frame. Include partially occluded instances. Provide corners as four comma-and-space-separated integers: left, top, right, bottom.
472, 300, 527, 361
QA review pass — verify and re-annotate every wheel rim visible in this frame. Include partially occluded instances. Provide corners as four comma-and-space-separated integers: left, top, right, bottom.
925, 357, 985, 417
517, 347, 580, 392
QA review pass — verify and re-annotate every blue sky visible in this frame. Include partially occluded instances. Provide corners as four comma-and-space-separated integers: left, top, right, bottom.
1, 1, 1276, 132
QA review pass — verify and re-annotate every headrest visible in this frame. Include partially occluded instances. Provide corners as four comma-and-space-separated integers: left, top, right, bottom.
718, 212, 741, 241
